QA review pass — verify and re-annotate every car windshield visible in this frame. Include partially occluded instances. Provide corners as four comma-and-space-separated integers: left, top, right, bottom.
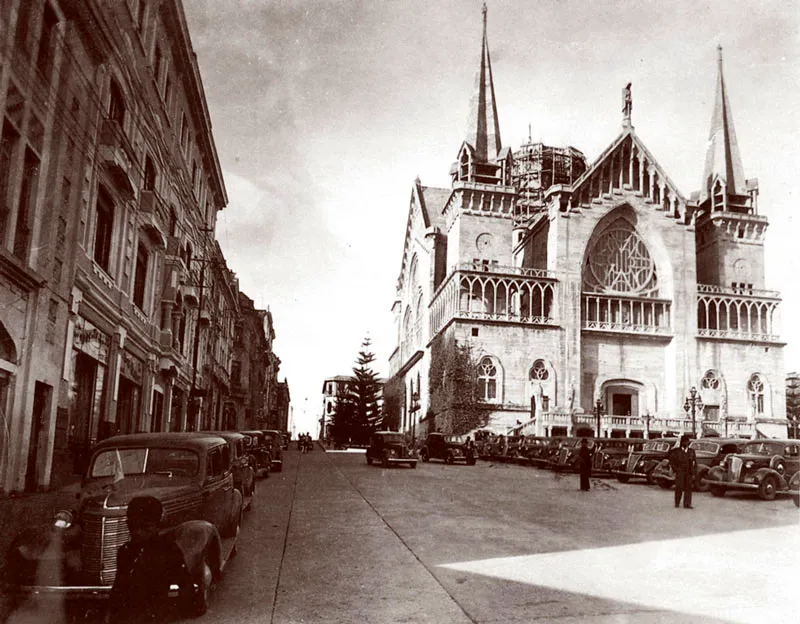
444, 435, 465, 444
742, 442, 782, 455
90, 447, 200, 478
379, 433, 405, 444
644, 441, 671, 452
690, 441, 720, 453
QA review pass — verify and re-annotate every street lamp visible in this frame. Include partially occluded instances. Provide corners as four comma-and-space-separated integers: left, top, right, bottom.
683, 386, 700, 436
643, 411, 651, 439
594, 397, 603, 438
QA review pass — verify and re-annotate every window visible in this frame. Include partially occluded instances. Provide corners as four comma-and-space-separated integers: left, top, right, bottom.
108, 80, 125, 125
35, 3, 58, 77
529, 359, 549, 380
701, 370, 720, 390
0, 120, 19, 241
14, 148, 39, 260
477, 357, 498, 401
584, 218, 657, 296
748, 374, 765, 416
471, 327, 479, 337
133, 241, 148, 309
143, 155, 156, 191
94, 186, 114, 271
179, 112, 188, 149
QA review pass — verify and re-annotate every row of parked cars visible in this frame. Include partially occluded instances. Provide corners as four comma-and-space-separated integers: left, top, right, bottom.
365, 431, 479, 468
1, 428, 288, 619
474, 432, 800, 505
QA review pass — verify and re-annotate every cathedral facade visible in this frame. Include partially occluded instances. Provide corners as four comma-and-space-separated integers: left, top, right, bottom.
388, 10, 786, 441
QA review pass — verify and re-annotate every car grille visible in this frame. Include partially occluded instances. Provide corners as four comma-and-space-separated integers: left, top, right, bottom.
558, 449, 569, 464
729, 457, 743, 482
593, 453, 605, 469
81, 514, 129, 586
626, 454, 641, 473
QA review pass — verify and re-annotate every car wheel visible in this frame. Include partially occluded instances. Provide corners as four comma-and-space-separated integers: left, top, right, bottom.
366, 455, 373, 465
187, 551, 214, 616
421, 451, 429, 462
445, 454, 454, 465
769, 456, 786, 476
709, 484, 726, 497
758, 475, 778, 501
222, 507, 241, 539
409, 461, 417, 469
616, 475, 630, 484
382, 456, 389, 469
656, 479, 672, 490
695, 468, 710, 492
467, 458, 476, 466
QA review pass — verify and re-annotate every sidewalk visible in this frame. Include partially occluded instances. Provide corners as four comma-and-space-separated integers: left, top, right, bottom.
0, 482, 82, 565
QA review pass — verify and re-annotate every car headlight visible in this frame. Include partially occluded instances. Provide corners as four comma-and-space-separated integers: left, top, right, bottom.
54, 510, 73, 529
637, 460, 645, 468
745, 461, 754, 469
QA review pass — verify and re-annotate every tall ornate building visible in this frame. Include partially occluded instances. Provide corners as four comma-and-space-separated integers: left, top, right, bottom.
388, 8, 786, 441
0, 0, 286, 494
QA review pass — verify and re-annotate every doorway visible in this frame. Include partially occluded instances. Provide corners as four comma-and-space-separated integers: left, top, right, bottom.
26, 382, 51, 492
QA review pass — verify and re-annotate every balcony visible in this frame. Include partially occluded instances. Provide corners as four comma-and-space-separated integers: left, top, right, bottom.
98, 118, 136, 197
582, 293, 671, 337
697, 284, 781, 343
430, 264, 558, 336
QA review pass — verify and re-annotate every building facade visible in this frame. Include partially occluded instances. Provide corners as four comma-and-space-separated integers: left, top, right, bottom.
0, 0, 285, 494
388, 9, 786, 442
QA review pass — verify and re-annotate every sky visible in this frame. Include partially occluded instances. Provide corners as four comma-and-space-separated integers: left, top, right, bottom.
182, 0, 800, 436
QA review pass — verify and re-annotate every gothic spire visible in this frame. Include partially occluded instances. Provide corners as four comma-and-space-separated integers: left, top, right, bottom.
701, 45, 747, 203
464, 3, 502, 162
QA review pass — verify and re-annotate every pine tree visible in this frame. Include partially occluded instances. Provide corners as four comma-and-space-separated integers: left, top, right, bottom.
350, 337, 383, 441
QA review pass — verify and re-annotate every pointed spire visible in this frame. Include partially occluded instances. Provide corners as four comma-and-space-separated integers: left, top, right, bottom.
700, 45, 747, 202
464, 2, 502, 162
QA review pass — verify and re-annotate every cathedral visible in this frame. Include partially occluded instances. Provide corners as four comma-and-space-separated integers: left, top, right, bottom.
387, 7, 787, 441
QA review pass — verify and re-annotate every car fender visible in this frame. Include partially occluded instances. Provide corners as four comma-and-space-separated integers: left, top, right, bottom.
163, 520, 222, 579
752, 467, 787, 488
651, 459, 673, 479
706, 465, 727, 483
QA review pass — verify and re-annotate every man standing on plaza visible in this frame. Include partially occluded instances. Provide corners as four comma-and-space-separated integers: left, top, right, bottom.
668, 435, 697, 509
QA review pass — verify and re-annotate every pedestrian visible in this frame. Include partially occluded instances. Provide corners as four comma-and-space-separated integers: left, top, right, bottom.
579, 438, 592, 491
107, 496, 190, 624
668, 435, 697, 509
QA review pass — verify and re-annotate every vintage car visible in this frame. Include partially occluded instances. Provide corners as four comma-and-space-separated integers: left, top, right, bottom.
705, 439, 800, 500
241, 430, 271, 477
261, 430, 284, 472
473, 430, 495, 460
650, 437, 748, 491
789, 472, 800, 508
504, 435, 525, 463
591, 439, 645, 476
2, 432, 243, 616
550, 437, 598, 472
533, 437, 567, 468
517, 436, 548, 466
612, 438, 681, 483
365, 431, 418, 468
202, 431, 256, 510
281, 432, 291, 450
419, 433, 476, 465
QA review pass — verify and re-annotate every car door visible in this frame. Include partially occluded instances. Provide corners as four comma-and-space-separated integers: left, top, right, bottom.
203, 444, 232, 531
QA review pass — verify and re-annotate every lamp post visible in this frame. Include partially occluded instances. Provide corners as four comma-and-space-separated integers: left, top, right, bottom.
683, 386, 699, 436
594, 397, 603, 438
644, 411, 651, 439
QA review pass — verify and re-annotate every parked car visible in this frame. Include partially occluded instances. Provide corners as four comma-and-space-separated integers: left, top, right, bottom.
419, 433, 476, 465
517, 436, 548, 466
550, 437, 598, 471
365, 431, 418, 468
789, 471, 800, 507
612, 438, 681, 483
261, 430, 284, 472
533, 437, 567, 468
203, 431, 256, 510
591, 438, 644, 476
705, 439, 800, 500
650, 437, 748, 491
3, 432, 243, 616
281, 432, 291, 450
241, 430, 271, 477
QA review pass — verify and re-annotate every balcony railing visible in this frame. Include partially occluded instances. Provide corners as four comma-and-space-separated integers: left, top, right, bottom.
582, 293, 671, 336
697, 284, 781, 343
430, 266, 558, 336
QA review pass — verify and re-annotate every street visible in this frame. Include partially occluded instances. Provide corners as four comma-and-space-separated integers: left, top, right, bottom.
175, 447, 796, 624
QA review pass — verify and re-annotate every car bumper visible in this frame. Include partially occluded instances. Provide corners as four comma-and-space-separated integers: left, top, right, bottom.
3, 583, 112, 601
386, 457, 417, 464
612, 470, 648, 480
712, 481, 759, 492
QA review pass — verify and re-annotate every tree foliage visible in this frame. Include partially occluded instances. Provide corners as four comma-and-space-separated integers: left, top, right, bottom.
427, 333, 488, 435
330, 337, 383, 445
381, 374, 404, 432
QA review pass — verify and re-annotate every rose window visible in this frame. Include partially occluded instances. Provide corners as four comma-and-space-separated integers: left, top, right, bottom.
584, 220, 657, 296
530, 359, 549, 381
701, 370, 720, 390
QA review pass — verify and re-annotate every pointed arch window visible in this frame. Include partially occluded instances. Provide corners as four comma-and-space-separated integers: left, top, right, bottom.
584, 219, 657, 296
477, 356, 498, 401
748, 374, 765, 417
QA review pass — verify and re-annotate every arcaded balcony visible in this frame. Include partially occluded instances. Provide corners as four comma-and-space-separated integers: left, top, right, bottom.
582, 293, 672, 336
697, 284, 781, 343
430, 263, 558, 336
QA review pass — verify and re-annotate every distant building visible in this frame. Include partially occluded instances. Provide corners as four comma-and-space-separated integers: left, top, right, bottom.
388, 8, 786, 441
320, 375, 384, 440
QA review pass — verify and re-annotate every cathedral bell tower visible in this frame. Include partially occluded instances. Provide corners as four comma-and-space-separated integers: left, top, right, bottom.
444, 4, 516, 271
694, 46, 767, 291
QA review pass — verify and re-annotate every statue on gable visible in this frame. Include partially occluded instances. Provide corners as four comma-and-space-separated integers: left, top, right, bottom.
622, 82, 632, 119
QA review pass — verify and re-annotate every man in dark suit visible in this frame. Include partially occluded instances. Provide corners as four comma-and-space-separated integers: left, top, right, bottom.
669, 435, 697, 509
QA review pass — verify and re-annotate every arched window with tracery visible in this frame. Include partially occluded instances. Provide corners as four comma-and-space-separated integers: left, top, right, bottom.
700, 370, 722, 422
748, 374, 765, 418
530, 359, 549, 380
477, 356, 499, 402
583, 218, 658, 297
